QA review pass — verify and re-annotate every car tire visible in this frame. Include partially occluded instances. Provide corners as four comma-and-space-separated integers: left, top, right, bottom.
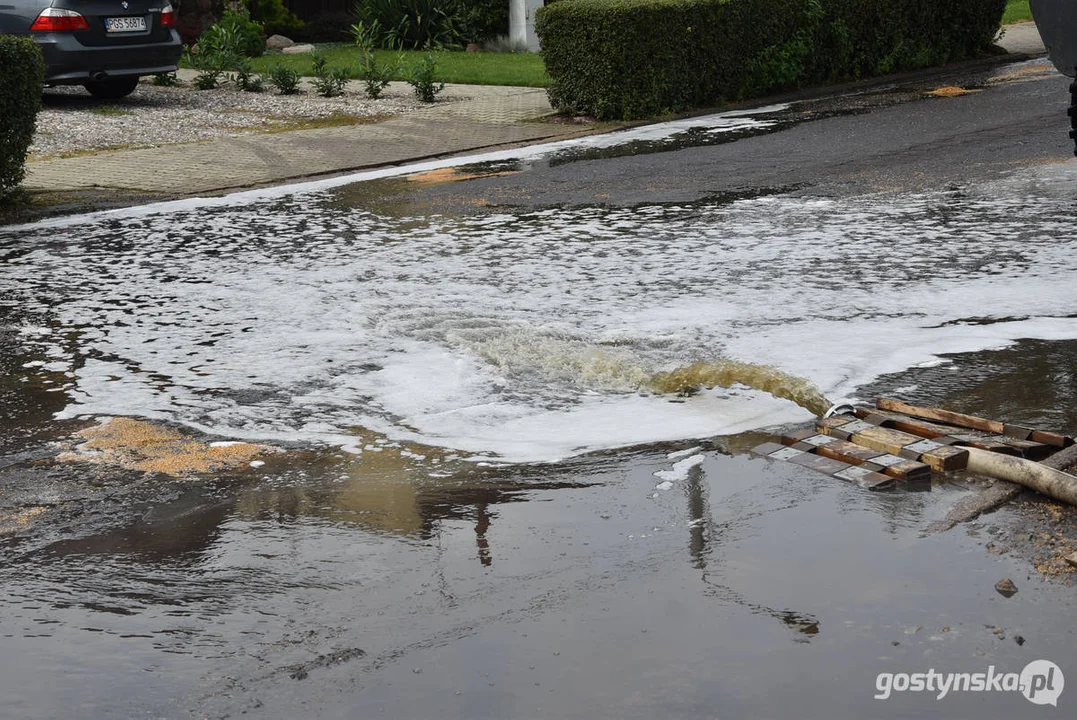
83, 77, 140, 100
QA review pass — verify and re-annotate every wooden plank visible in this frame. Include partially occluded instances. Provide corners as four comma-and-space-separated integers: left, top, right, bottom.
945, 433, 1036, 459
857, 408, 1050, 458
815, 441, 931, 481
1030, 429, 1074, 448
751, 442, 786, 457
833, 424, 919, 455
780, 433, 932, 482
876, 398, 1073, 448
856, 408, 955, 439
752, 441, 895, 491
830, 466, 896, 491
876, 398, 1002, 434
788, 452, 849, 475
818, 422, 968, 472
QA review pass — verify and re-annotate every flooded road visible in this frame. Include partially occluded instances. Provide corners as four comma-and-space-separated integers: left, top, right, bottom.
3, 59, 1077, 718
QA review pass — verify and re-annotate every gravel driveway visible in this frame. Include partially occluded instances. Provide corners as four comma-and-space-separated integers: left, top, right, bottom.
31, 79, 428, 159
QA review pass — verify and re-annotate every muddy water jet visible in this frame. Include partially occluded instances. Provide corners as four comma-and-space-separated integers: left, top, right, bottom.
649, 360, 831, 417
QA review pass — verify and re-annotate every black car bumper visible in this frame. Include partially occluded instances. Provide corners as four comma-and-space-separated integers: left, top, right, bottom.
34, 30, 182, 83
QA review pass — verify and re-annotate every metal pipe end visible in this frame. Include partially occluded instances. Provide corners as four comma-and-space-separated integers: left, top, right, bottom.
822, 402, 856, 419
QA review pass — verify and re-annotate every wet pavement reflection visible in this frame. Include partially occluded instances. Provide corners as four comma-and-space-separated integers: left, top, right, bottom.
3, 430, 1073, 718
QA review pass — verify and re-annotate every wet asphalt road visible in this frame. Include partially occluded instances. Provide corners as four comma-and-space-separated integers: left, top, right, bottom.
3, 57, 1077, 719
406, 59, 1076, 209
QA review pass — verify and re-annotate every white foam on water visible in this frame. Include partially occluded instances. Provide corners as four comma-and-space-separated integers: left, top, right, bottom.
3, 154, 1077, 463
667, 446, 703, 461
654, 454, 707, 483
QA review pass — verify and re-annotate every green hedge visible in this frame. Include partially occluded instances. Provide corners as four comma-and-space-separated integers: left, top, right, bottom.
536, 0, 1006, 119
0, 36, 45, 198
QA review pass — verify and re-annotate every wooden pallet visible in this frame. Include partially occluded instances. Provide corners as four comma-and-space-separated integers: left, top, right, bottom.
752, 399, 1074, 494
781, 429, 931, 482
817, 416, 969, 471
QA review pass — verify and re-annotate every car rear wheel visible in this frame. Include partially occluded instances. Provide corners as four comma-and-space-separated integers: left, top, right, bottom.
83, 77, 140, 100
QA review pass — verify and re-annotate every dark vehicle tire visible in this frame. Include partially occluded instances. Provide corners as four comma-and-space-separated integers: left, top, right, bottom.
83, 77, 140, 99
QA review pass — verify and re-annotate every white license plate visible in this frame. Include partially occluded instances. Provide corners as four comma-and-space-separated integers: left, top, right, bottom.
105, 16, 147, 33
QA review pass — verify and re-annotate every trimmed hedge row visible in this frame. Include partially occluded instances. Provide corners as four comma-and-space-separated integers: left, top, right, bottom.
536, 0, 1006, 120
0, 36, 44, 198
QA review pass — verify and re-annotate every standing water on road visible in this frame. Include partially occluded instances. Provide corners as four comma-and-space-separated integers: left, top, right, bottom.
3, 164, 1077, 461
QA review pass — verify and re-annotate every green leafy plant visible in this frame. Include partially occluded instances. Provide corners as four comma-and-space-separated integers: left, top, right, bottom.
198, 9, 265, 58
188, 30, 239, 91
269, 63, 302, 94
407, 53, 444, 102
313, 66, 351, 97
353, 27, 398, 98
232, 57, 266, 92
192, 60, 227, 90
311, 52, 329, 77
0, 36, 44, 198
310, 52, 350, 97
352, 0, 467, 49
151, 71, 180, 86
357, 51, 397, 99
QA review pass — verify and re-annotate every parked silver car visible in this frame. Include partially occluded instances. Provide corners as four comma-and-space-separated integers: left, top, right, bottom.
0, 0, 182, 98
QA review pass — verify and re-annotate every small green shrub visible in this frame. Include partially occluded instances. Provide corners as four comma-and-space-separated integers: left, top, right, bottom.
536, 0, 1007, 120
407, 52, 445, 102
357, 51, 398, 99
152, 71, 181, 87
309, 52, 350, 97
269, 64, 302, 94
188, 31, 238, 91
232, 58, 266, 92
193, 68, 224, 90
352, 27, 398, 98
198, 9, 265, 58
313, 67, 351, 97
191, 50, 229, 90
0, 36, 44, 198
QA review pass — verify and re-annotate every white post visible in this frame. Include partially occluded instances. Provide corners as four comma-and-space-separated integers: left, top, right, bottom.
524, 0, 544, 51
509, 0, 527, 48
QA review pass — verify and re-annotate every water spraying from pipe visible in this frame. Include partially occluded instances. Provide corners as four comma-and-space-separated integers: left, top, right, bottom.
648, 360, 833, 417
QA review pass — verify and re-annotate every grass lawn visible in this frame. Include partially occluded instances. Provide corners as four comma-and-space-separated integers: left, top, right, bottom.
241, 44, 549, 87
1003, 0, 1032, 24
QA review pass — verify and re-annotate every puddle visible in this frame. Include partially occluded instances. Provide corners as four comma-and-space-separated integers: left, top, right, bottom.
2, 446, 1073, 719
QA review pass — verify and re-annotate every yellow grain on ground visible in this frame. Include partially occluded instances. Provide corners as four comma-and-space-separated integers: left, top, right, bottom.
987, 63, 1053, 85
0, 506, 47, 535
407, 167, 519, 184
923, 86, 982, 98
57, 417, 272, 475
